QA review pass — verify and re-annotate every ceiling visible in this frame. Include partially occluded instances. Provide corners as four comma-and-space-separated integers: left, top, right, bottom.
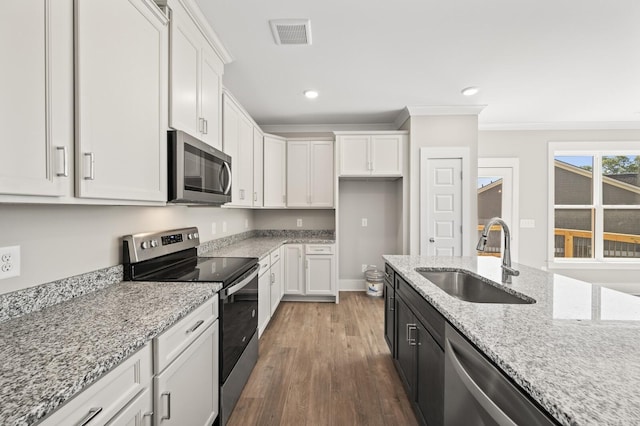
196, 0, 640, 129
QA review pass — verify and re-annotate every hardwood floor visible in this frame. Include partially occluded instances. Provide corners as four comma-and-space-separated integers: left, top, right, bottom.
227, 292, 418, 426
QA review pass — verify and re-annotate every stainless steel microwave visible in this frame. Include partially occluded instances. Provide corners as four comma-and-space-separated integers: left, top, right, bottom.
168, 130, 232, 205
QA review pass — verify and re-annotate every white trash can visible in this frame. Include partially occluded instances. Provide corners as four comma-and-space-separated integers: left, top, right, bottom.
365, 268, 385, 297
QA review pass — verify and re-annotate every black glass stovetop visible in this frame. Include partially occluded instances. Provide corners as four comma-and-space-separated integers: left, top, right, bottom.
136, 256, 257, 285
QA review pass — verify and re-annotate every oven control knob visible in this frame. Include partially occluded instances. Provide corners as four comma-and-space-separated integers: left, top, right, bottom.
187, 233, 193, 240
141, 241, 149, 249
194, 232, 199, 239
150, 240, 158, 248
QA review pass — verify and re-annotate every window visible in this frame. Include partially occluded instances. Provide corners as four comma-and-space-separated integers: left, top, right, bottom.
550, 142, 640, 265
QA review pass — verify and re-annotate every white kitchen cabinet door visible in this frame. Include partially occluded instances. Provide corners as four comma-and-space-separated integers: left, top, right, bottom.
199, 45, 223, 150
263, 136, 287, 207
222, 97, 239, 201
284, 244, 304, 295
154, 321, 218, 426
371, 135, 403, 176
75, 0, 168, 202
339, 135, 370, 176
270, 259, 282, 316
286, 142, 310, 207
105, 387, 152, 426
258, 268, 271, 338
310, 141, 334, 207
306, 255, 335, 296
0, 0, 73, 197
236, 113, 254, 206
252, 128, 264, 207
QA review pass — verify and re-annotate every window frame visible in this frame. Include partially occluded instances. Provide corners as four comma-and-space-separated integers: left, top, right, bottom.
548, 141, 640, 269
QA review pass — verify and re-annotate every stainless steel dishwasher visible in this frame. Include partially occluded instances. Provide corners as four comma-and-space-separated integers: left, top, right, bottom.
444, 324, 557, 426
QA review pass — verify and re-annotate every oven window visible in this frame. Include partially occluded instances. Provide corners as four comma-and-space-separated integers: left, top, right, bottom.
184, 143, 226, 194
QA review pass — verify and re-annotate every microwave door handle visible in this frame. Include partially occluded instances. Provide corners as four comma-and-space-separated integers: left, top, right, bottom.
224, 265, 259, 298
222, 161, 232, 195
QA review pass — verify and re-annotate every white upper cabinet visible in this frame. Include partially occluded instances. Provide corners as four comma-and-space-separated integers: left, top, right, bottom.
167, 0, 223, 149
263, 135, 287, 207
223, 94, 254, 206
337, 133, 406, 177
0, 0, 73, 197
287, 141, 334, 208
253, 128, 264, 207
75, 0, 168, 202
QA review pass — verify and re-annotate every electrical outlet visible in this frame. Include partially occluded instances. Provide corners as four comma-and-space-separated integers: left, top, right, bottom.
0, 246, 20, 279
222, 221, 227, 233
211, 222, 217, 235
361, 218, 368, 227
362, 264, 368, 272
245, 219, 249, 229
520, 219, 536, 228
296, 218, 303, 227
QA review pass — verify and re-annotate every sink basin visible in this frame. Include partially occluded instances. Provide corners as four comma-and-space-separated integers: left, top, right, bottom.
417, 269, 535, 304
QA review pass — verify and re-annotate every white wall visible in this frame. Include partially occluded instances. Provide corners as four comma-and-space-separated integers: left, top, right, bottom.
253, 209, 335, 230
0, 204, 253, 295
408, 115, 479, 255
478, 128, 640, 288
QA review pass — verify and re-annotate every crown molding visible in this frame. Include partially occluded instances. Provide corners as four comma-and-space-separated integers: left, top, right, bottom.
260, 123, 397, 133
479, 121, 640, 131
395, 105, 487, 129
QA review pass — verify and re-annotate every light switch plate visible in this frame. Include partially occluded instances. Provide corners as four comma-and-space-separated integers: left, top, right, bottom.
222, 221, 227, 233
296, 219, 303, 227
520, 219, 536, 228
211, 222, 217, 235
0, 246, 20, 279
361, 218, 368, 227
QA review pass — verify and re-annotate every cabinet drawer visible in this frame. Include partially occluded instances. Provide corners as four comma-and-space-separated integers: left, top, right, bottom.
305, 244, 334, 255
258, 257, 271, 276
154, 296, 218, 373
396, 274, 445, 348
270, 248, 281, 264
40, 343, 152, 425
384, 263, 395, 286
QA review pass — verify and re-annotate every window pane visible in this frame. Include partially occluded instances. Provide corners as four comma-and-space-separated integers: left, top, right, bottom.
554, 156, 593, 205
602, 155, 640, 205
554, 209, 593, 258
477, 177, 502, 257
603, 209, 640, 258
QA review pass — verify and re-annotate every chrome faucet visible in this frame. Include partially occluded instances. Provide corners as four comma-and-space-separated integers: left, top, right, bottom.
476, 217, 520, 283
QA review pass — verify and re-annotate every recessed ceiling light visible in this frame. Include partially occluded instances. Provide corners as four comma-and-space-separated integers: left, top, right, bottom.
304, 90, 319, 99
461, 86, 480, 96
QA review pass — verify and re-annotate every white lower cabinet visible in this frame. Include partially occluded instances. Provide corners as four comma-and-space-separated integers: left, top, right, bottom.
257, 257, 271, 337
106, 387, 153, 426
154, 320, 219, 426
283, 244, 304, 295
306, 253, 336, 296
283, 244, 337, 300
270, 254, 282, 316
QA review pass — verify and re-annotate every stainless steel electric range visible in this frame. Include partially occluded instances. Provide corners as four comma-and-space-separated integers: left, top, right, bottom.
122, 227, 258, 426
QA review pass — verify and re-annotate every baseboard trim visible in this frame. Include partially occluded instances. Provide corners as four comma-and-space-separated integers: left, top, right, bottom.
340, 279, 367, 291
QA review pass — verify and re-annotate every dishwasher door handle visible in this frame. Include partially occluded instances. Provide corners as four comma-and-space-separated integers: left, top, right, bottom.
445, 338, 517, 426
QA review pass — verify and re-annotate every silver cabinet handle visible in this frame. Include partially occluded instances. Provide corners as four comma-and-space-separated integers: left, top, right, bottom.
254, 192, 258, 202
203, 119, 208, 135
240, 189, 245, 200
55, 146, 68, 177
270, 272, 274, 284
387, 296, 395, 312
407, 324, 418, 346
186, 319, 204, 334
161, 392, 171, 420
83, 152, 95, 180
143, 412, 153, 426
445, 339, 517, 425
76, 407, 102, 426
199, 117, 204, 133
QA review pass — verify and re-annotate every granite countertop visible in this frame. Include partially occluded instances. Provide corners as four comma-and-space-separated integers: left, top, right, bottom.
383, 255, 640, 426
0, 280, 221, 426
200, 236, 335, 260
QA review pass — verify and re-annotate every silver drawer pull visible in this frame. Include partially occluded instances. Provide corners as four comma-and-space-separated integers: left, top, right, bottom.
76, 407, 102, 426
55, 146, 69, 177
83, 152, 95, 180
143, 411, 153, 426
161, 392, 171, 420
186, 319, 204, 334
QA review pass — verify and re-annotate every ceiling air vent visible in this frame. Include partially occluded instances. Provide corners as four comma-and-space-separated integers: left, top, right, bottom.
269, 19, 312, 45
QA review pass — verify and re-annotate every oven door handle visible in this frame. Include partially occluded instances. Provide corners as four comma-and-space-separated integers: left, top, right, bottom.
224, 265, 259, 298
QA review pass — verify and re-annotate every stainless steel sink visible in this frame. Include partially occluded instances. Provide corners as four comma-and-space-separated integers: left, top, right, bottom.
417, 269, 535, 304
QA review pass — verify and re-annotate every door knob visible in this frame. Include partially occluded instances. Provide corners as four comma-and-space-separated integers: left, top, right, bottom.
429, 237, 435, 243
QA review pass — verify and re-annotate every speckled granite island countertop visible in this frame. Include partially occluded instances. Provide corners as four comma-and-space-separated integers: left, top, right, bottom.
0, 280, 221, 426
199, 236, 335, 260
383, 255, 640, 426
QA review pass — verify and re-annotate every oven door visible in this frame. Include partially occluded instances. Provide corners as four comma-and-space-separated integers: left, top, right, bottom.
168, 130, 232, 204
219, 264, 259, 382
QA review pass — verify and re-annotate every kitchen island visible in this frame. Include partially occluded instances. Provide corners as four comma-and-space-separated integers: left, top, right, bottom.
383, 255, 640, 426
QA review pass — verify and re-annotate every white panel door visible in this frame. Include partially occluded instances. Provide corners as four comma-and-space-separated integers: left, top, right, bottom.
252, 128, 264, 207
200, 46, 223, 149
270, 259, 282, 315
339, 136, 370, 176
76, 0, 167, 201
287, 141, 310, 207
284, 244, 304, 295
425, 158, 462, 256
168, 4, 199, 138
305, 255, 335, 295
154, 321, 218, 426
371, 135, 402, 176
310, 141, 334, 207
263, 136, 286, 207
236, 113, 254, 206
0, 0, 72, 197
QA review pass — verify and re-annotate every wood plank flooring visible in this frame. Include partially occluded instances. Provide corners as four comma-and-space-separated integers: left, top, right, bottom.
227, 292, 418, 426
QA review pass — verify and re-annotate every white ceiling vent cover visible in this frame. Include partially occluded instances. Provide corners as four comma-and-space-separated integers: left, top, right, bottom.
269, 19, 312, 45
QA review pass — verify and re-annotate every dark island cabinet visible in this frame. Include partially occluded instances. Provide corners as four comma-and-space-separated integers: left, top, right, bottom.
385, 263, 445, 426
383, 264, 396, 356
